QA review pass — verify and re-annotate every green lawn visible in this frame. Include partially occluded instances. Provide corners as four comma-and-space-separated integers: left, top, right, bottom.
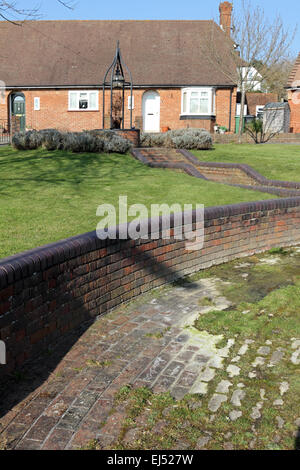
0, 146, 275, 259
193, 144, 300, 182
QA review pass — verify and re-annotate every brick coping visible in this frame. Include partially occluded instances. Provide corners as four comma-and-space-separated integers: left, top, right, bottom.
1, 196, 300, 289
1, 193, 300, 379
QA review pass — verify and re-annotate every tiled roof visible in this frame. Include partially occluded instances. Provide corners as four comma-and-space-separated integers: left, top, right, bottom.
246, 92, 278, 115
0, 20, 237, 88
264, 102, 289, 109
287, 52, 300, 88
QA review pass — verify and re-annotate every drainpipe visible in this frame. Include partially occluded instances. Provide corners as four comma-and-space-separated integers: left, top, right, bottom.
8, 93, 12, 141
228, 88, 233, 132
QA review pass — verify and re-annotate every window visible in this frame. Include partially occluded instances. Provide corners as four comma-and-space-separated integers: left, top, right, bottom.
181, 88, 215, 116
128, 95, 134, 110
256, 105, 265, 120
236, 103, 248, 116
34, 97, 40, 111
68, 91, 99, 111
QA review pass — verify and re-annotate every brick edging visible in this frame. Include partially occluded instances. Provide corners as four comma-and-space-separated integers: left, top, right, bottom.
228, 183, 300, 198
131, 148, 208, 180
179, 149, 300, 190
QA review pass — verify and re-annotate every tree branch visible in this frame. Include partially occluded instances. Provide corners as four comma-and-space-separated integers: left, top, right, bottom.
57, 0, 76, 10
0, 0, 76, 23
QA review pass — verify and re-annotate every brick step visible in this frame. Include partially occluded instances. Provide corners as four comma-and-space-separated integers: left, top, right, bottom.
132, 147, 300, 198
140, 148, 181, 154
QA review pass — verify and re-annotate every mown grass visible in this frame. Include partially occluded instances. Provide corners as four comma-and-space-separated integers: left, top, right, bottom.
0, 146, 275, 259
193, 143, 300, 182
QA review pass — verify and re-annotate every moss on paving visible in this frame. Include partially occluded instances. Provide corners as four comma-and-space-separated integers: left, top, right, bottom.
83, 248, 300, 451
187, 248, 300, 306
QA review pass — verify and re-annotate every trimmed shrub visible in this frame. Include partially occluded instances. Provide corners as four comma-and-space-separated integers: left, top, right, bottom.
140, 128, 213, 150
12, 130, 43, 150
41, 129, 64, 151
87, 129, 116, 140
169, 128, 212, 150
103, 135, 132, 154
12, 132, 26, 150
61, 132, 102, 153
11, 129, 132, 154
139, 133, 166, 148
86, 129, 132, 153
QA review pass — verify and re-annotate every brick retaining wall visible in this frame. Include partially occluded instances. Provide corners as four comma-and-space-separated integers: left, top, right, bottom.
196, 166, 257, 186
179, 149, 300, 192
1, 198, 300, 379
114, 129, 140, 147
213, 133, 300, 144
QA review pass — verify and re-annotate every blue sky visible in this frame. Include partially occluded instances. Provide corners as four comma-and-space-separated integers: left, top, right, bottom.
6, 0, 300, 55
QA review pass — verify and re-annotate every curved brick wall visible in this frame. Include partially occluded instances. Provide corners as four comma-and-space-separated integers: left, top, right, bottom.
1, 197, 300, 379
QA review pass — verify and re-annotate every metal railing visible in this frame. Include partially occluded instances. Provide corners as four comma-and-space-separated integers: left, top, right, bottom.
0, 120, 10, 144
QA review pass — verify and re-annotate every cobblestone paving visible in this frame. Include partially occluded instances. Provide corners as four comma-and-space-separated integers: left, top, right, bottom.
0, 265, 299, 450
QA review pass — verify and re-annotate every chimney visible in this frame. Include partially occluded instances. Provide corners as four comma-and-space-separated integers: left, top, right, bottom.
219, 1, 233, 36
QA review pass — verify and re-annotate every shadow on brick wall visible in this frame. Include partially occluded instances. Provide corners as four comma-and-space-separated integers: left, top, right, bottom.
0, 240, 199, 420
0, 317, 94, 421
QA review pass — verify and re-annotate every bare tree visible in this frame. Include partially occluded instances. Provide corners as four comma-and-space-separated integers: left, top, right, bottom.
0, 1, 75, 24
262, 58, 295, 101
204, 0, 296, 142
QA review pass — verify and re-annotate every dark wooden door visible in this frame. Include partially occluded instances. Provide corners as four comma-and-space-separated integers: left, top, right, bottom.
11, 95, 26, 132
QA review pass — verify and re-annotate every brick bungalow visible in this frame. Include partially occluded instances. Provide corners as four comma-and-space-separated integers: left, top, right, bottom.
287, 52, 300, 133
245, 92, 278, 119
0, 2, 238, 135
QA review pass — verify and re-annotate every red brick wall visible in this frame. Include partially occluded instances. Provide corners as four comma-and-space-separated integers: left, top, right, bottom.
27, 90, 101, 132
0, 91, 9, 123
214, 132, 300, 144
0, 197, 300, 379
288, 91, 300, 133
215, 87, 237, 131
0, 87, 237, 134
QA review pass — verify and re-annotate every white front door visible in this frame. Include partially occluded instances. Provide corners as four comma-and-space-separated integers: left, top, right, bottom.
143, 91, 160, 132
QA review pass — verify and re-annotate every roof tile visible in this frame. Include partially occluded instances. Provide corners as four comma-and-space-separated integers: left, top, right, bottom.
0, 20, 237, 87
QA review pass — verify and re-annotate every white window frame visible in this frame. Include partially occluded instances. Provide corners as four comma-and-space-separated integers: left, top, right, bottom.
236, 103, 248, 116
34, 97, 40, 111
181, 87, 215, 116
256, 105, 265, 118
128, 95, 134, 110
68, 90, 99, 111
